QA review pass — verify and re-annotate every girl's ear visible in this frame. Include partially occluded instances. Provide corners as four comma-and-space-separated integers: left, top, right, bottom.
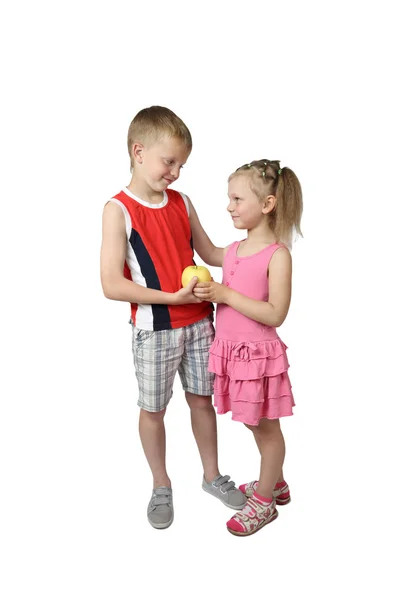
132, 142, 144, 164
262, 195, 277, 214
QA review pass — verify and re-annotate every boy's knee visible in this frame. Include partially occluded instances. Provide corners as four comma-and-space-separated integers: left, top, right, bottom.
140, 407, 167, 422
185, 391, 212, 410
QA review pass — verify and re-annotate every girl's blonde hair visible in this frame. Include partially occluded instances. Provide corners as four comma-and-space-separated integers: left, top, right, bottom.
127, 106, 192, 170
229, 159, 303, 247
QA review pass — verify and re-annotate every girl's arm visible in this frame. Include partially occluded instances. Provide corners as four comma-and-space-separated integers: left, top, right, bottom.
187, 196, 224, 267
193, 247, 292, 327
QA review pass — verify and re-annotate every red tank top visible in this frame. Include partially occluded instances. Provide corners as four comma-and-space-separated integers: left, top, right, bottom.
110, 187, 213, 331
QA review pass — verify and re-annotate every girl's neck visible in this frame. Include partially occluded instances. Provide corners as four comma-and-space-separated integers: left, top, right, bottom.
245, 223, 276, 246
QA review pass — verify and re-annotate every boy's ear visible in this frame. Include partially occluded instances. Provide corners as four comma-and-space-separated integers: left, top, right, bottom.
262, 195, 277, 214
132, 142, 144, 164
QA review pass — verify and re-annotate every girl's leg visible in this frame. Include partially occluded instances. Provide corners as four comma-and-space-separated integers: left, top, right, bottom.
245, 422, 285, 485
246, 418, 285, 498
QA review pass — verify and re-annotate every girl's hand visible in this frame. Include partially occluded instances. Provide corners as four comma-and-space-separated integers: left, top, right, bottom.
193, 280, 229, 304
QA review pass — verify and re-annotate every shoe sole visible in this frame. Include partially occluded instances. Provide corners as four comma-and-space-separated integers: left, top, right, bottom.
276, 496, 291, 506
202, 485, 247, 510
148, 510, 174, 530
227, 509, 279, 537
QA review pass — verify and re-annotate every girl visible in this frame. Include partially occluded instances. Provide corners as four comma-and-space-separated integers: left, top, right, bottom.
193, 159, 303, 536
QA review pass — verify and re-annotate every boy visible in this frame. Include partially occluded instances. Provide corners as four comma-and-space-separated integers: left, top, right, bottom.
100, 106, 246, 528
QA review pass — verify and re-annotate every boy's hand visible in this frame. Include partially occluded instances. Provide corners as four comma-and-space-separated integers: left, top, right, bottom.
172, 277, 203, 305
193, 280, 229, 304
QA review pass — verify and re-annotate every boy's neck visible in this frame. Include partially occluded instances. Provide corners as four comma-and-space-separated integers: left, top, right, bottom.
127, 177, 165, 205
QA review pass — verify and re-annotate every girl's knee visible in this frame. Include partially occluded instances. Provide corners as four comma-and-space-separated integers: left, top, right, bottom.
248, 418, 281, 435
245, 423, 258, 432
259, 417, 283, 438
263, 417, 281, 428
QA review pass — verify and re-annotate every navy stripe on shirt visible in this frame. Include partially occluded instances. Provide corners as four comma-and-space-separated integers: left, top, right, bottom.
130, 229, 172, 330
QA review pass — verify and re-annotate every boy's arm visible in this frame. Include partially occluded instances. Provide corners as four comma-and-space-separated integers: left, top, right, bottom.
187, 197, 224, 267
100, 202, 200, 305
194, 247, 292, 327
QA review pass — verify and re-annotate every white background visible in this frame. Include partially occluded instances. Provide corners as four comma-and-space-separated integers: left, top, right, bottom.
1, 1, 399, 598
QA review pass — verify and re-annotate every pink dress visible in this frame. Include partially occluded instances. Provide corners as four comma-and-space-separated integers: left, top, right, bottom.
208, 241, 295, 425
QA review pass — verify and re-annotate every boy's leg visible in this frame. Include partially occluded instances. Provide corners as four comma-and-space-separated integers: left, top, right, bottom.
185, 391, 218, 483
139, 408, 170, 488
132, 325, 183, 528
178, 316, 218, 481
179, 317, 247, 509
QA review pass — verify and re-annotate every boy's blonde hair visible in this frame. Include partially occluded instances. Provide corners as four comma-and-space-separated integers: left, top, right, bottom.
229, 160, 303, 247
127, 106, 192, 170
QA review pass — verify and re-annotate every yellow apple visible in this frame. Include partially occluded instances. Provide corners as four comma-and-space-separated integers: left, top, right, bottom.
181, 265, 212, 287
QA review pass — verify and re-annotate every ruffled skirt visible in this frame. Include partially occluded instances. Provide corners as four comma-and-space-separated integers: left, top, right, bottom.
208, 336, 294, 425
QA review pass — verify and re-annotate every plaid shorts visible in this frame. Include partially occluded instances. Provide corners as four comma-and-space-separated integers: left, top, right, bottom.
131, 316, 215, 412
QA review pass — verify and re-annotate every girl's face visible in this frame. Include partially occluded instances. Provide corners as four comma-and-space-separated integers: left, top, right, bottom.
227, 174, 272, 230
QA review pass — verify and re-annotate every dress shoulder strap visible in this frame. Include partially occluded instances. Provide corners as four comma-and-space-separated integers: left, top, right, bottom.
223, 240, 241, 266
264, 243, 288, 268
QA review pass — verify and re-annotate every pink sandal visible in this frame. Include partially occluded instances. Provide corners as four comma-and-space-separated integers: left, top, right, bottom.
239, 480, 291, 505
227, 496, 278, 536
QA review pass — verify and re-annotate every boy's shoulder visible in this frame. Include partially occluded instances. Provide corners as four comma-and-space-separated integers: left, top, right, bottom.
168, 188, 189, 207
111, 188, 130, 202
167, 188, 187, 199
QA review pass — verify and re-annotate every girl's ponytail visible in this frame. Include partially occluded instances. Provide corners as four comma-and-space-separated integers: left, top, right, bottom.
273, 167, 303, 247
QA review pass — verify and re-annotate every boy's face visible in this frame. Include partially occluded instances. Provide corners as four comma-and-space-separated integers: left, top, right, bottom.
136, 136, 191, 192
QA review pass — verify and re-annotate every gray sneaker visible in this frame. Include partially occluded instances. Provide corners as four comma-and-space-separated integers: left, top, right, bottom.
202, 475, 247, 510
147, 487, 174, 529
